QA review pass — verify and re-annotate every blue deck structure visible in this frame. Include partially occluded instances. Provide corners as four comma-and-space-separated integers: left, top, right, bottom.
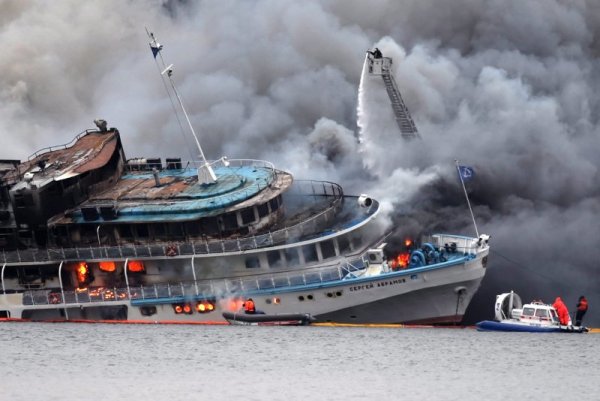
71, 165, 276, 223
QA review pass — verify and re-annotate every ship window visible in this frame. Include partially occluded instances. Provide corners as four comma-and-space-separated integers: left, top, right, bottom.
337, 236, 350, 253
185, 221, 201, 236
285, 248, 300, 267
522, 307, 535, 316
269, 197, 279, 212
245, 256, 261, 269
136, 224, 149, 238
302, 244, 318, 263
140, 306, 157, 316
167, 223, 184, 238
119, 225, 133, 239
350, 232, 363, 251
320, 240, 336, 259
241, 208, 255, 225
222, 213, 238, 230
257, 203, 269, 217
267, 250, 283, 268
153, 223, 166, 237
200, 217, 220, 236
534, 309, 549, 319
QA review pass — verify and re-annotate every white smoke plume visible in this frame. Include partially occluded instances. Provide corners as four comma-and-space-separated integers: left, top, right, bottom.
1, 0, 599, 324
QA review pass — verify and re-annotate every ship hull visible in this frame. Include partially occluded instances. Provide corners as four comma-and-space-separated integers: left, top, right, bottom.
0, 247, 487, 325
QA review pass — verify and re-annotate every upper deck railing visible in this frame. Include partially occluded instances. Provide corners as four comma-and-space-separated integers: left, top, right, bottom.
27, 129, 98, 161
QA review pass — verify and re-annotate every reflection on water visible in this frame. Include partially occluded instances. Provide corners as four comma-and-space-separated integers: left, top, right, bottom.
0, 323, 598, 401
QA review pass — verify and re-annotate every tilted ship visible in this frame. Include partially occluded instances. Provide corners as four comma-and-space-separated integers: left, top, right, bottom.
0, 40, 490, 324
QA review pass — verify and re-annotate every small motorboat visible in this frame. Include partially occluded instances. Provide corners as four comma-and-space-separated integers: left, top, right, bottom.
476, 291, 588, 333
222, 311, 314, 326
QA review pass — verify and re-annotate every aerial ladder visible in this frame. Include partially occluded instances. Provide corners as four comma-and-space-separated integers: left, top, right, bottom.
367, 53, 420, 139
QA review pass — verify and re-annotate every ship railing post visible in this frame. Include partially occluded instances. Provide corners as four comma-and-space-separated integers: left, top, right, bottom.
153, 284, 158, 299
1, 263, 6, 294
191, 255, 199, 296
179, 282, 185, 298
57, 261, 68, 320
319, 270, 323, 283
17, 248, 21, 263
221, 241, 225, 253
124, 258, 131, 300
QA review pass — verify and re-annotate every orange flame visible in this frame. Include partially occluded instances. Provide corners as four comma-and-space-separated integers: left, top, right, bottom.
128, 261, 145, 273
99, 261, 116, 272
76, 262, 89, 284
389, 253, 410, 270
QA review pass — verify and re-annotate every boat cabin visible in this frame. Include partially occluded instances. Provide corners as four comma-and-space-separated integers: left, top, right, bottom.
512, 302, 559, 325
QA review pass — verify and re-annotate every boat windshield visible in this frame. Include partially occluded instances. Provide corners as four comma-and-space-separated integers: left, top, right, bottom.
534, 308, 549, 320
522, 307, 535, 316
549, 309, 559, 323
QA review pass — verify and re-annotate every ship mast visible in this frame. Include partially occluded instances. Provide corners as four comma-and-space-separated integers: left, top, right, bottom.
147, 30, 218, 184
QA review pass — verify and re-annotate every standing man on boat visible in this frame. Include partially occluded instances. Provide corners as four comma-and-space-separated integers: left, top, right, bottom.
575, 296, 588, 326
552, 297, 572, 326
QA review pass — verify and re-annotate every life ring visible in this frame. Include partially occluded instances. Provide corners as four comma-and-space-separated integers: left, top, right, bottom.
165, 244, 178, 257
48, 293, 60, 304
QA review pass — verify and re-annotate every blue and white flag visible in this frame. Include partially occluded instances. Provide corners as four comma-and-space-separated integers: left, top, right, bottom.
150, 40, 163, 59
458, 165, 475, 181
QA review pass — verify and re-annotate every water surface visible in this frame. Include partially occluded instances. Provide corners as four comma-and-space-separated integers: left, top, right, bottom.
0, 323, 597, 400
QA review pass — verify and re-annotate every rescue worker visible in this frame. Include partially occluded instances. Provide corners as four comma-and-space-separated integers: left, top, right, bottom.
575, 295, 588, 326
243, 298, 256, 314
552, 297, 571, 326
367, 47, 383, 59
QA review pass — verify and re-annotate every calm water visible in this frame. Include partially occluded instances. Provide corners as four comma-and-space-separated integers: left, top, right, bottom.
0, 323, 598, 401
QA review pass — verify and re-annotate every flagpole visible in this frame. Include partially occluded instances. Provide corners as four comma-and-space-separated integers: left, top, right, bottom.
455, 160, 479, 238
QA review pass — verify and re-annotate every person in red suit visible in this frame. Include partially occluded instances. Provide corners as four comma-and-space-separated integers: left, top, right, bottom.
552, 297, 571, 326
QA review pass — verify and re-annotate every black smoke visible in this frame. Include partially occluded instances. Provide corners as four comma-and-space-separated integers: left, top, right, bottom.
1, 0, 598, 325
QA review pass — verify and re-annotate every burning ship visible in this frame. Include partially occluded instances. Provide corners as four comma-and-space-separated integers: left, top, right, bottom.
0, 39, 490, 325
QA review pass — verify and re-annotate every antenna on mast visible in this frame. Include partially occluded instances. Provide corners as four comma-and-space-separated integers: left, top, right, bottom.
146, 29, 217, 184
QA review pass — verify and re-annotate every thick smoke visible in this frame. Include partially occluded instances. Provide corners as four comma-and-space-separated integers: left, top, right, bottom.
1, 0, 599, 324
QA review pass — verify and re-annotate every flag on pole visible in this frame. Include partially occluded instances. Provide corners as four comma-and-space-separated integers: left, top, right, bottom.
458, 165, 475, 181
150, 40, 163, 58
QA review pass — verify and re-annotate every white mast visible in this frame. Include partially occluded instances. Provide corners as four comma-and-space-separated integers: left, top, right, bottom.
148, 30, 217, 184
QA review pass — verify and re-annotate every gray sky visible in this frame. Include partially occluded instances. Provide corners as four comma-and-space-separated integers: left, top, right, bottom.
1, 0, 599, 324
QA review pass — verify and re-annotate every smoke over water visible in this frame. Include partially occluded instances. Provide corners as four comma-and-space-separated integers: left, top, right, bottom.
2, 0, 599, 324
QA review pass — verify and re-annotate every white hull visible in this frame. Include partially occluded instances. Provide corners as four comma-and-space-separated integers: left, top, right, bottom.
0, 244, 488, 325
